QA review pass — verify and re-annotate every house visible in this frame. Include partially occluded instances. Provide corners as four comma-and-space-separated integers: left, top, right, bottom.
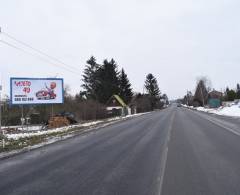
106, 95, 130, 116
208, 90, 223, 108
208, 90, 223, 99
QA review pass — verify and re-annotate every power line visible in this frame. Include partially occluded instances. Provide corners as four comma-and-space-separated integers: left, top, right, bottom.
0, 39, 80, 75
1, 31, 81, 73
0, 28, 83, 76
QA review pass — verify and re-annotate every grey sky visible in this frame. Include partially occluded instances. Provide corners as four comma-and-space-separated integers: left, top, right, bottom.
1, 0, 240, 99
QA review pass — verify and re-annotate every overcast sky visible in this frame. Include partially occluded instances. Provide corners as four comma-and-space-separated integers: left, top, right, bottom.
1, 0, 240, 99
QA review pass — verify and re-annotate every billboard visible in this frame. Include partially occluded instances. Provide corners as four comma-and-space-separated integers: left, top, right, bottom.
10, 78, 64, 105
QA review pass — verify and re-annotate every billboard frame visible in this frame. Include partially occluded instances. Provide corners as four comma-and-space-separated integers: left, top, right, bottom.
10, 77, 64, 105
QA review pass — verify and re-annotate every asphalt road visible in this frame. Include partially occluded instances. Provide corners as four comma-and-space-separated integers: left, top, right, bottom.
1, 105, 240, 195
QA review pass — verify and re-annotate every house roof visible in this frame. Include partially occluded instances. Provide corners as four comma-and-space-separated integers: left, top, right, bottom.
106, 95, 127, 107
209, 90, 223, 98
113, 95, 127, 107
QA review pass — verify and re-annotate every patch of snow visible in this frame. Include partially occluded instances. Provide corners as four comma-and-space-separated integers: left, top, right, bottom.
124, 112, 150, 118
6, 126, 71, 140
2, 125, 20, 130
80, 121, 104, 127
184, 103, 240, 118
210, 104, 240, 117
5, 112, 151, 140
2, 125, 43, 131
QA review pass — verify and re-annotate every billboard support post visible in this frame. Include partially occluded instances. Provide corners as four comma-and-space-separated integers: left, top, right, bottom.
0, 84, 4, 149
21, 105, 24, 130
51, 104, 54, 117
0, 84, 2, 133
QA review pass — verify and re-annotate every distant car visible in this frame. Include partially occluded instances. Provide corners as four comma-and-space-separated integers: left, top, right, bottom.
36, 90, 56, 100
177, 103, 182, 107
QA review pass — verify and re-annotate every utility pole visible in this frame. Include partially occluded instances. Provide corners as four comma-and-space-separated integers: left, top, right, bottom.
0, 84, 4, 149
0, 42, 4, 148
0, 83, 2, 132
51, 104, 54, 117
0, 27, 2, 133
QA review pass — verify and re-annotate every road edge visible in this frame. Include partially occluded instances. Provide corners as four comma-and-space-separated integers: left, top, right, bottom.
0, 112, 153, 161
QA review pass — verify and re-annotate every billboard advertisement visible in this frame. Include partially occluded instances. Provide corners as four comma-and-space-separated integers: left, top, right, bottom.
10, 78, 64, 105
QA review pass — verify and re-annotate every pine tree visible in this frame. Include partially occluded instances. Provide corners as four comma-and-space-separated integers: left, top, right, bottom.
144, 73, 160, 109
237, 84, 240, 90
82, 56, 99, 100
75, 91, 87, 102
227, 89, 236, 101
236, 84, 240, 99
95, 59, 120, 103
162, 93, 169, 105
119, 68, 133, 104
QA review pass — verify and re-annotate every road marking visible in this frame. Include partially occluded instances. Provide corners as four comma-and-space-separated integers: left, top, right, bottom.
189, 109, 240, 137
157, 111, 176, 195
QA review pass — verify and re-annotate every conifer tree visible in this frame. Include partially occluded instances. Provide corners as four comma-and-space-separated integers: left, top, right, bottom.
95, 59, 120, 103
119, 68, 133, 104
144, 73, 160, 109
82, 56, 99, 100
236, 84, 240, 99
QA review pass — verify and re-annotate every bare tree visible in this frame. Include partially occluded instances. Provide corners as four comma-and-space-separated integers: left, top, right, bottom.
196, 76, 212, 92
194, 76, 211, 106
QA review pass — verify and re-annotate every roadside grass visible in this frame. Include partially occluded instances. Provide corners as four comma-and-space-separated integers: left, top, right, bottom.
0, 136, 44, 152
0, 117, 123, 153
0, 113, 150, 154
0, 125, 87, 153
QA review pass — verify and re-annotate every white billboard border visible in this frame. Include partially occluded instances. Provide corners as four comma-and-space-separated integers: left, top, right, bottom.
10, 77, 64, 105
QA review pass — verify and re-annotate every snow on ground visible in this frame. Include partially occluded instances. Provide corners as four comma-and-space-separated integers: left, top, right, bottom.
6, 126, 72, 140
208, 103, 240, 117
2, 125, 43, 131
183, 102, 240, 118
5, 112, 149, 140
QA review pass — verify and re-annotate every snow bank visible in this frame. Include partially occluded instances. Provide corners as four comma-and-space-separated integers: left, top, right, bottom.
184, 103, 240, 118
210, 104, 240, 117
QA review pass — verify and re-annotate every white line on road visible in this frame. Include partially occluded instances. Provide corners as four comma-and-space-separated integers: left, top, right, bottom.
157, 111, 176, 195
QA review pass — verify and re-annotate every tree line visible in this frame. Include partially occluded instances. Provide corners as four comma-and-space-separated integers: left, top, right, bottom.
79, 56, 133, 104
224, 84, 240, 101
182, 77, 240, 106
79, 56, 168, 110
